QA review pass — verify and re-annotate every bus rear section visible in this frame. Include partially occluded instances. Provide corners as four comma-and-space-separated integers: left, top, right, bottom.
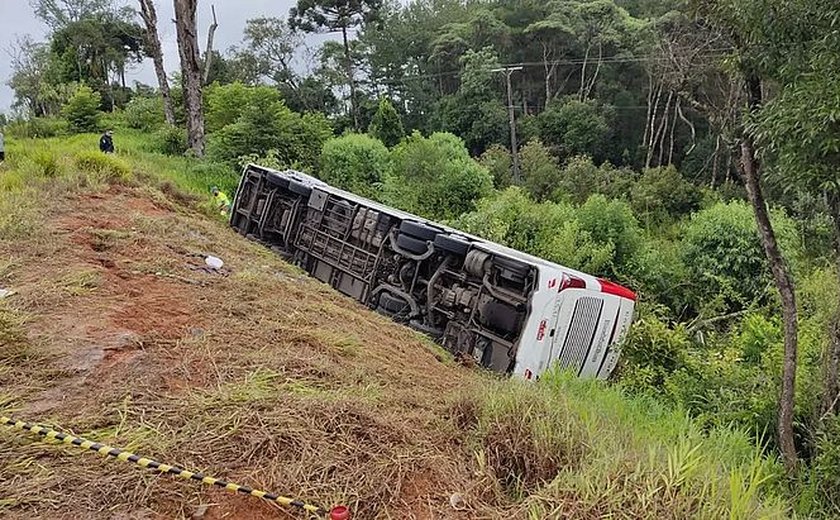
230, 164, 635, 381
511, 272, 635, 381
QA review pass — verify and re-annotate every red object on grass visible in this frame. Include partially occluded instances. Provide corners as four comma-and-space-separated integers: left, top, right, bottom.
330, 506, 350, 520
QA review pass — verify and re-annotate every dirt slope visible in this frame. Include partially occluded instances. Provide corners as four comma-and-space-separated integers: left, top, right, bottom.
0, 183, 483, 519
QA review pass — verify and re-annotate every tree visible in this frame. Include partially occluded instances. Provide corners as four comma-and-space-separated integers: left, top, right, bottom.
62, 84, 102, 133
434, 47, 508, 156
289, 0, 384, 129
751, 1, 840, 422
30, 0, 112, 30
173, 0, 206, 156
238, 17, 303, 89
520, 138, 563, 202
49, 15, 145, 109
538, 97, 613, 161
139, 0, 175, 125
367, 97, 404, 147
385, 132, 493, 220
695, 0, 803, 471
320, 133, 391, 198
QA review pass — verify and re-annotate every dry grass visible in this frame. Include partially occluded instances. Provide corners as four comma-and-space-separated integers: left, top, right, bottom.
0, 137, 790, 520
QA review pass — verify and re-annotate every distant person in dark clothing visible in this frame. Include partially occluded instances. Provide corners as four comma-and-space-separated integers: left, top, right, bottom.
0, 131, 5, 162
99, 130, 114, 154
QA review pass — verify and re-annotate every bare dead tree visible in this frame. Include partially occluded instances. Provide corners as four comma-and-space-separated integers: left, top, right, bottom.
203, 4, 218, 85
138, 0, 175, 125
174, 0, 205, 156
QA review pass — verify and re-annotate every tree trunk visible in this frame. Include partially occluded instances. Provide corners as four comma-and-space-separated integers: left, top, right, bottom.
174, 0, 206, 156
822, 192, 840, 420
739, 73, 798, 471
139, 0, 175, 125
341, 26, 358, 130
579, 43, 590, 101
203, 4, 218, 85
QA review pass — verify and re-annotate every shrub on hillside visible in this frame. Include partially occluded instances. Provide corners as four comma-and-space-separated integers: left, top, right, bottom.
680, 200, 800, 315
384, 131, 493, 221
319, 133, 390, 199
458, 189, 641, 278
552, 155, 637, 204
479, 144, 512, 189
125, 96, 165, 131
367, 97, 405, 148
520, 138, 562, 201
73, 151, 131, 182
208, 95, 332, 171
205, 83, 282, 133
152, 125, 188, 156
631, 166, 702, 224
62, 85, 102, 133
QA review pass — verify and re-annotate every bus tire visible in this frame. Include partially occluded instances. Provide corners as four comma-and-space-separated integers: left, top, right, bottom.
289, 180, 312, 198
434, 234, 470, 256
266, 172, 290, 189
396, 233, 429, 255
400, 220, 440, 241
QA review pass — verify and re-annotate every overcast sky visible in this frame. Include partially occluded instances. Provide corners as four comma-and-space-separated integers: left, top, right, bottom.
0, 0, 314, 113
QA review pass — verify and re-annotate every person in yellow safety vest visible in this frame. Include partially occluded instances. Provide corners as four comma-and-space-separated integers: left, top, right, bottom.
211, 186, 231, 215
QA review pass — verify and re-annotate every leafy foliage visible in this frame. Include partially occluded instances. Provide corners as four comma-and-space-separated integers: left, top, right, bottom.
124, 96, 165, 132
367, 98, 404, 147
384, 131, 492, 220
62, 85, 102, 133
319, 133, 390, 199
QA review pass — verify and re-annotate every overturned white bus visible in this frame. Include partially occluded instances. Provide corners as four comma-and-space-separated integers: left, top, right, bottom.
230, 165, 636, 380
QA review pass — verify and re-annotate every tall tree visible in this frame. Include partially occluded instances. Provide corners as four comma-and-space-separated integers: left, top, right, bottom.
138, 0, 175, 125
202, 4, 218, 85
174, 0, 206, 156
289, 0, 383, 130
753, 0, 840, 422
239, 17, 303, 89
30, 0, 112, 30
695, 0, 802, 471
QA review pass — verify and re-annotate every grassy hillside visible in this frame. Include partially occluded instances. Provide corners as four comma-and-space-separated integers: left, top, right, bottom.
0, 134, 790, 519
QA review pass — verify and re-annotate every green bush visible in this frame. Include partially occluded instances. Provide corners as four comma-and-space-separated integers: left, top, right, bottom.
73, 151, 131, 182
367, 97, 405, 148
552, 155, 637, 204
6, 117, 69, 139
520, 138, 562, 201
62, 85, 102, 133
384, 131, 493, 221
538, 97, 613, 161
125, 96, 165, 131
152, 125, 188, 156
811, 415, 840, 514
479, 144, 512, 189
458, 189, 640, 278
205, 83, 282, 133
680, 201, 800, 315
30, 149, 61, 178
208, 94, 332, 171
319, 133, 391, 199
631, 166, 702, 225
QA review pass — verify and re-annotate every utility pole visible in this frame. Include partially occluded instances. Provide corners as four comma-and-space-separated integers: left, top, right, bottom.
492, 66, 523, 183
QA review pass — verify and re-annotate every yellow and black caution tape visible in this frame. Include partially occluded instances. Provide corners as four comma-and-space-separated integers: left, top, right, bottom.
2, 415, 339, 518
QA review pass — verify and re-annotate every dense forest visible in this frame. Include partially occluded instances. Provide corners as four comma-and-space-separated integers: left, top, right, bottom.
3, 0, 840, 516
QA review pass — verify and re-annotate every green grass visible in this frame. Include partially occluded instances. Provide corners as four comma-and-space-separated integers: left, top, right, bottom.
456, 370, 789, 518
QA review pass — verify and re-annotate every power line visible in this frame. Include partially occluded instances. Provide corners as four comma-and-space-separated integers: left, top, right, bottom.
370, 49, 734, 85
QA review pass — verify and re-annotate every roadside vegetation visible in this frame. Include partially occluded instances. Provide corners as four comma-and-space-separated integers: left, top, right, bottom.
2, 0, 840, 517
